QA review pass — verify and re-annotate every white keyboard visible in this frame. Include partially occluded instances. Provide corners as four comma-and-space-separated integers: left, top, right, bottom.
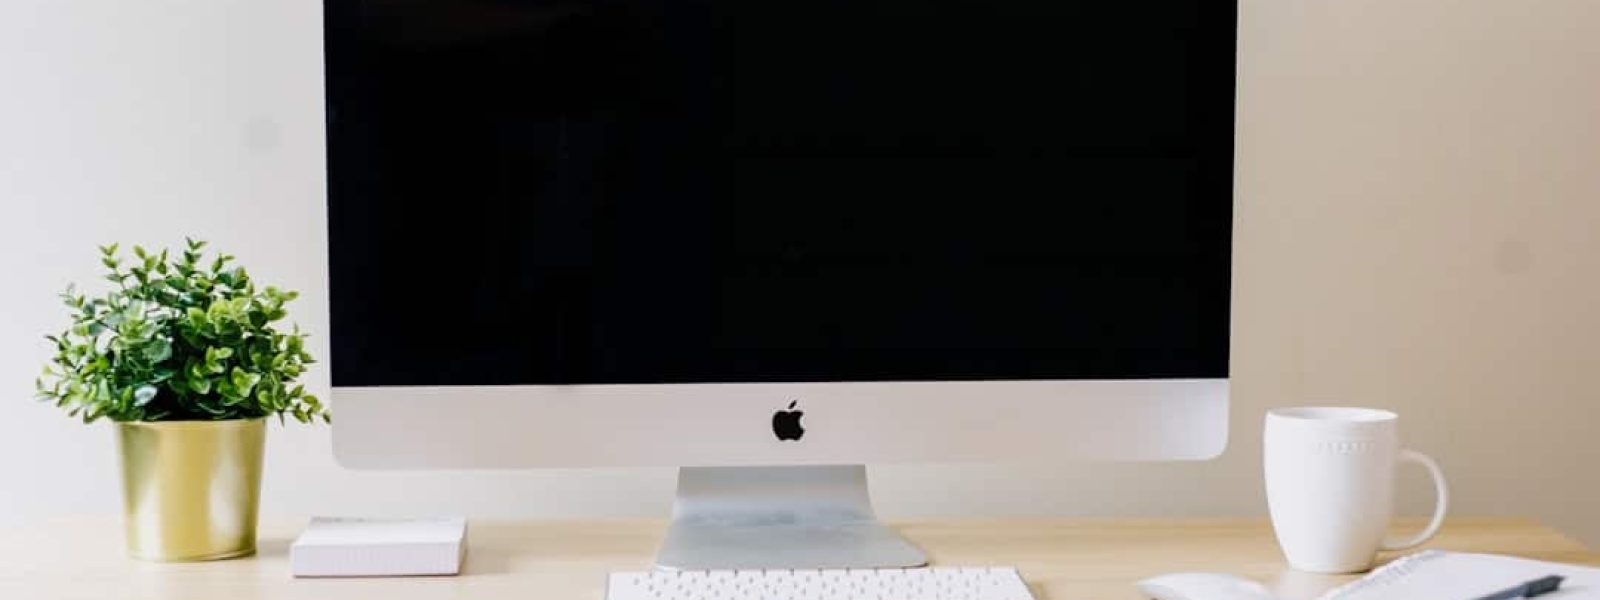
605, 567, 1036, 600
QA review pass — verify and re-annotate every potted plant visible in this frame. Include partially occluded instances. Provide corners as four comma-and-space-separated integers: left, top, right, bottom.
35, 239, 327, 561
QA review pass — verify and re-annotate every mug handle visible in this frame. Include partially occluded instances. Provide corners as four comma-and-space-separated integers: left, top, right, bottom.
1379, 449, 1450, 551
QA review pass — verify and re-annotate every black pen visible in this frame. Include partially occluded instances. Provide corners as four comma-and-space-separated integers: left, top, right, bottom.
1473, 575, 1565, 600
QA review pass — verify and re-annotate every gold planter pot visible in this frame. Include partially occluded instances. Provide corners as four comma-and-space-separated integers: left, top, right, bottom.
116, 418, 265, 561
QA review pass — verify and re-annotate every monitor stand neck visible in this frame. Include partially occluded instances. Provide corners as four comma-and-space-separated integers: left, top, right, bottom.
655, 465, 928, 570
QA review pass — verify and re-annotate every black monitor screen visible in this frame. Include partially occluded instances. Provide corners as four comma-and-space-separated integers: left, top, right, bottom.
325, 0, 1235, 386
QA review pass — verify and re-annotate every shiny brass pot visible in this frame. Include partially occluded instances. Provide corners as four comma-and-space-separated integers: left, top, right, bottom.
116, 418, 265, 561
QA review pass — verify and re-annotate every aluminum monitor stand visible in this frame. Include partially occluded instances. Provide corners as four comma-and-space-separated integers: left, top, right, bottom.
655, 465, 928, 570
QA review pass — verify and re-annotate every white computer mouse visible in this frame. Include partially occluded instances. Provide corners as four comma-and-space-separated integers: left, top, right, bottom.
1136, 572, 1277, 600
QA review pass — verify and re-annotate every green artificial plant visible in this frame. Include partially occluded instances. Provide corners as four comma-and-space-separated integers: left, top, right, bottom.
35, 239, 328, 423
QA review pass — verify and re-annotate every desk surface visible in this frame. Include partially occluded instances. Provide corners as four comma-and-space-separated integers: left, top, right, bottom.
2, 517, 1595, 599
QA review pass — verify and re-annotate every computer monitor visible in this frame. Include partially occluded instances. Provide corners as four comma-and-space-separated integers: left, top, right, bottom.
324, 0, 1236, 570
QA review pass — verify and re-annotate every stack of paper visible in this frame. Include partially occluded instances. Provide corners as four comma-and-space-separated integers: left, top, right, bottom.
1320, 550, 1600, 599
290, 516, 467, 577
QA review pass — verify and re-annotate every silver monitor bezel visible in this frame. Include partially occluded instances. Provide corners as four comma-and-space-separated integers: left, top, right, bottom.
333, 378, 1228, 468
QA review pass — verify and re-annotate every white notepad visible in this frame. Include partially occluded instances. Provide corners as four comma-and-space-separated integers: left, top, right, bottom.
291, 516, 467, 577
1320, 550, 1600, 599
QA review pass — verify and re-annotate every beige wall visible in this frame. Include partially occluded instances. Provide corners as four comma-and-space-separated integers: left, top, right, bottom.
2, 0, 1597, 544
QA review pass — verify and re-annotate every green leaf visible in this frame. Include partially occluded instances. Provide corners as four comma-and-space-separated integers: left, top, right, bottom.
133, 385, 158, 407
141, 339, 171, 363
230, 367, 261, 395
206, 300, 227, 321
192, 378, 213, 395
216, 381, 241, 403
205, 346, 232, 373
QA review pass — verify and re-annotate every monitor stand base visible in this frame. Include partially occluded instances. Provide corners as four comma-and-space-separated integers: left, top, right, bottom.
654, 465, 929, 570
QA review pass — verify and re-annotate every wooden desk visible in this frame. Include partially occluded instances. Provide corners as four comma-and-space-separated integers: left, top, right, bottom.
2, 518, 1594, 599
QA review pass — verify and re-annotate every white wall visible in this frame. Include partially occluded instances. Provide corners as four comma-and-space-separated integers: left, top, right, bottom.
3, 0, 1598, 545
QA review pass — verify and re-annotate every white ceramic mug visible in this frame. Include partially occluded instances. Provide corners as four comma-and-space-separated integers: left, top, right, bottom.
1264, 407, 1448, 573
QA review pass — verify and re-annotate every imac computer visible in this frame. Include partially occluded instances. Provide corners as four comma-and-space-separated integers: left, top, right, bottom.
324, 0, 1236, 570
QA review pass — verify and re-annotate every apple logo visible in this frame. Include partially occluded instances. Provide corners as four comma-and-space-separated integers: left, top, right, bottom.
771, 400, 805, 441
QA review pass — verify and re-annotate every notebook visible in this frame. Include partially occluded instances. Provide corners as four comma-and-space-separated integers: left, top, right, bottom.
290, 516, 467, 577
1319, 550, 1600, 599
